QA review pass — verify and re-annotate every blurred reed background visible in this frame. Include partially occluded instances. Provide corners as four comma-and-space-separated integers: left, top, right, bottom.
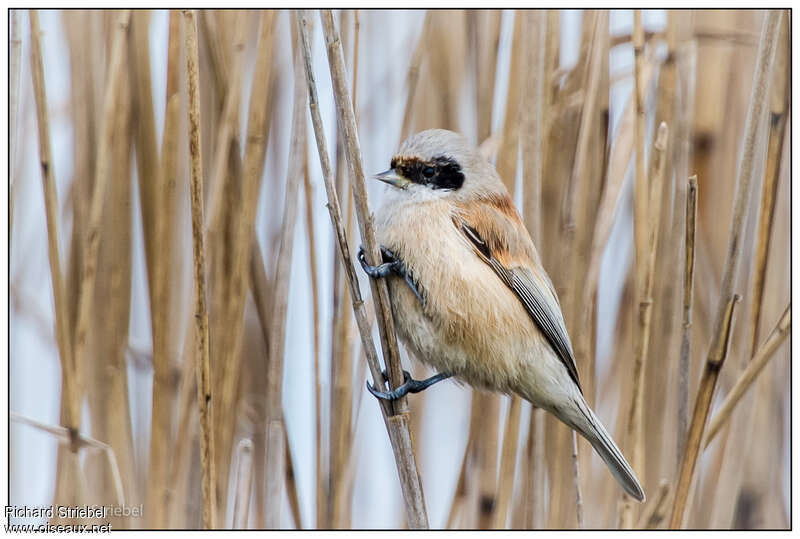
9, 8, 790, 530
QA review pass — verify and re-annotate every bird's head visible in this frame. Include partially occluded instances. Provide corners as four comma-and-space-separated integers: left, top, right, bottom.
373, 129, 505, 204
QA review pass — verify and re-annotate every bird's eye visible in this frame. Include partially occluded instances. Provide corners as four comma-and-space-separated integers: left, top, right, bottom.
422, 166, 435, 179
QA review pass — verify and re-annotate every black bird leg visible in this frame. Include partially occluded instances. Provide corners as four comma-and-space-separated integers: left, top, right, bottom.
358, 246, 424, 305
367, 370, 452, 401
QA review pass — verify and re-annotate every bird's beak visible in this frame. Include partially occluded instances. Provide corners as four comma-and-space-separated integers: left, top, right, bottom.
373, 168, 410, 189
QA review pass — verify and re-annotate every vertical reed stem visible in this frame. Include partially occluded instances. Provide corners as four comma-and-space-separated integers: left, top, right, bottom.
29, 9, 78, 436
184, 9, 217, 529
301, 10, 429, 528
677, 176, 698, 465
669, 11, 782, 528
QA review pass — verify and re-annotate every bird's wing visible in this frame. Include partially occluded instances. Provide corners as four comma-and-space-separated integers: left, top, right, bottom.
454, 203, 581, 392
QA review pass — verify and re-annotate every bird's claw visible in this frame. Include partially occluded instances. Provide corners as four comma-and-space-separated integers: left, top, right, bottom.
358, 246, 400, 279
358, 245, 425, 305
366, 370, 452, 401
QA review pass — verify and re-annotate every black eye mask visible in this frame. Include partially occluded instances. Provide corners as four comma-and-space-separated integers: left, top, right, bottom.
390, 155, 465, 191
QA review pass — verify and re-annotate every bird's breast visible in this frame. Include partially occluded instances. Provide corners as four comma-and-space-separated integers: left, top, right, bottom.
374, 198, 538, 391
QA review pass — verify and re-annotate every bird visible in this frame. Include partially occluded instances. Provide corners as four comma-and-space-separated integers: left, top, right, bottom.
357, 128, 645, 502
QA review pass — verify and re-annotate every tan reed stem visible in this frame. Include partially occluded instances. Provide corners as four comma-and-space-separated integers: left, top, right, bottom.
320, 9, 409, 413
745, 13, 789, 363
184, 9, 216, 528
677, 176, 698, 462
629, 120, 669, 502
301, 10, 429, 528
400, 12, 433, 139
129, 10, 161, 316
302, 150, 325, 530
10, 413, 125, 506
669, 10, 782, 529
215, 13, 277, 501
670, 294, 741, 528
264, 24, 307, 526
29, 9, 77, 435
571, 431, 584, 528
704, 305, 790, 447
70, 9, 131, 437
521, 10, 546, 243
297, 10, 388, 416
635, 479, 671, 529
619, 10, 647, 527
232, 439, 254, 528
444, 432, 474, 529
146, 11, 182, 527
492, 396, 522, 528
283, 418, 304, 529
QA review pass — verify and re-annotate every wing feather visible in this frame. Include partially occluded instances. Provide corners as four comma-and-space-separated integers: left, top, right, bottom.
457, 218, 582, 392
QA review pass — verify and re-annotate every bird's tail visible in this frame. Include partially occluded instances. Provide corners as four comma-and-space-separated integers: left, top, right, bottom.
569, 398, 645, 502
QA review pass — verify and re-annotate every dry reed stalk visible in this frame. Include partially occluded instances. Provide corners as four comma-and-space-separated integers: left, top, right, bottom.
492, 396, 522, 528
473, 394, 500, 529
283, 418, 304, 529
127, 19, 183, 515
530, 409, 546, 528
670, 294, 741, 528
570, 431, 584, 528
190, 12, 263, 514
565, 10, 608, 420
214, 12, 277, 506
331, 11, 361, 528
61, 10, 96, 361
298, 9, 388, 423
562, 9, 606, 309
703, 304, 790, 447
677, 175, 698, 461
321, 9, 408, 410
328, 11, 353, 526
400, 11, 432, 139
473, 10, 502, 142
130, 11, 161, 301
11, 413, 125, 506
263, 26, 307, 527
512, 11, 547, 531
635, 479, 670, 529
669, 10, 782, 528
581, 57, 656, 312
29, 9, 78, 436
184, 9, 217, 528
628, 120, 669, 498
672, 18, 698, 473
68, 8, 130, 441
247, 241, 272, 529
444, 432, 474, 528
9, 9, 22, 242
744, 13, 789, 363
206, 10, 247, 226
619, 10, 647, 527
302, 149, 325, 530
301, 10, 429, 528
86, 59, 135, 523
495, 11, 524, 195
549, 11, 603, 528
520, 10, 546, 243
145, 11, 182, 527
232, 439, 254, 528
643, 13, 680, 482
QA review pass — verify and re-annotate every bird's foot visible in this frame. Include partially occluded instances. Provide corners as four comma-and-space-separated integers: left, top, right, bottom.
366, 370, 452, 401
358, 245, 401, 278
358, 245, 424, 305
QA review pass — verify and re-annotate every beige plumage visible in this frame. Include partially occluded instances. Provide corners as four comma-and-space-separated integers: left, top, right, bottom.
368, 128, 644, 502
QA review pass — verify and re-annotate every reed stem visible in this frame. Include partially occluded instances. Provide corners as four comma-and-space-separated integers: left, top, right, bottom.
184, 9, 217, 528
